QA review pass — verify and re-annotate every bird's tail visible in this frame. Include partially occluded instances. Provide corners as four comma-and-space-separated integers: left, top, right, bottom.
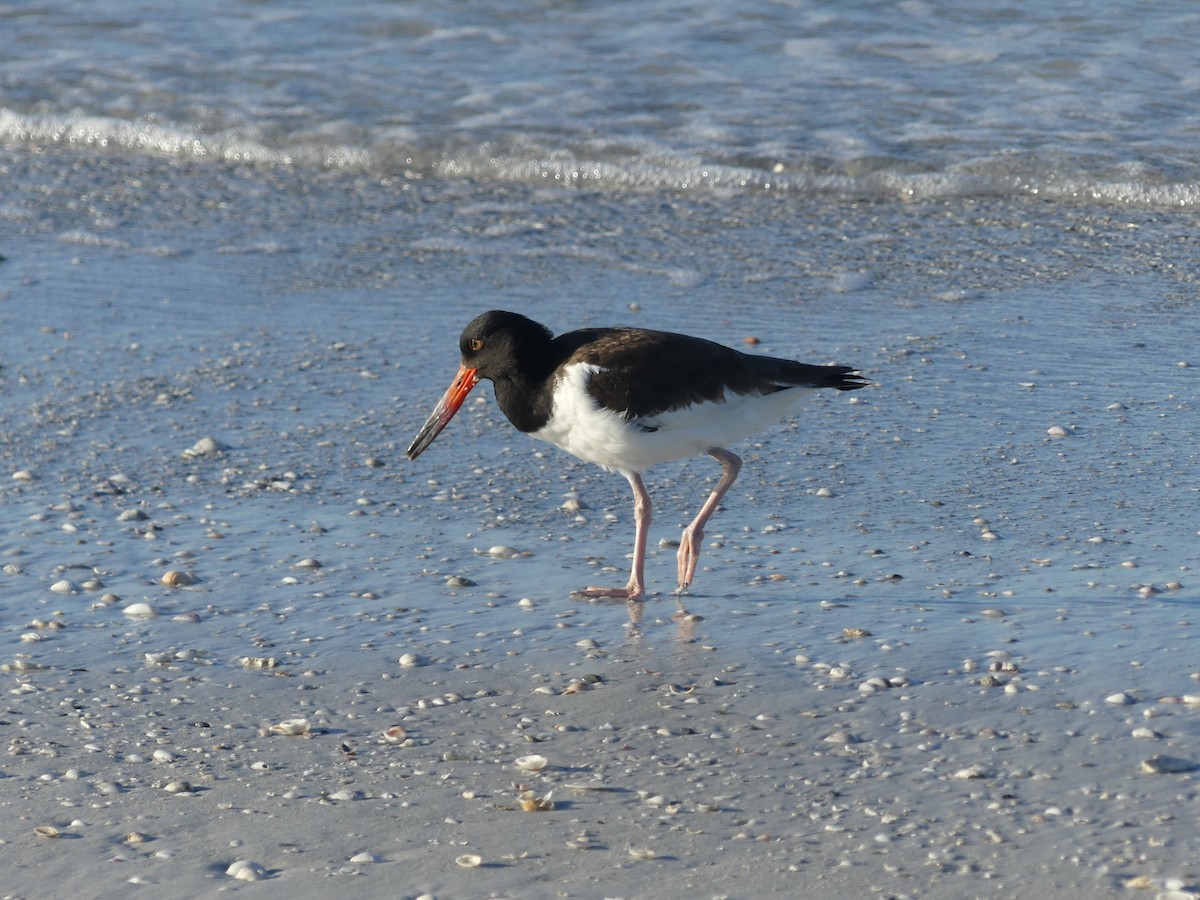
769, 360, 868, 392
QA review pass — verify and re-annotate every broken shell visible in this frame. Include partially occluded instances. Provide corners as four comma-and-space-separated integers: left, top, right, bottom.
240, 656, 278, 669
455, 854, 483, 868
34, 825, 61, 838
518, 790, 555, 812
160, 570, 195, 587
514, 754, 548, 772
628, 847, 657, 860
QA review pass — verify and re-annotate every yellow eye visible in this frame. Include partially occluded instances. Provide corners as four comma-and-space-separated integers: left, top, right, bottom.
467, 338, 485, 351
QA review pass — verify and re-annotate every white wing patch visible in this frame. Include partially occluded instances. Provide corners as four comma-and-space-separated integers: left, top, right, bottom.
530, 361, 810, 474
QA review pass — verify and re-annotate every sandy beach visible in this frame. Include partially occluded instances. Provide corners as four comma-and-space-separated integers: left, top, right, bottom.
3, 145, 1200, 900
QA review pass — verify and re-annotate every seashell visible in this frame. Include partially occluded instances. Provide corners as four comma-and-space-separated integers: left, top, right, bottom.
562, 681, 589, 695
240, 656, 278, 669
1140, 755, 1199, 775
518, 790, 554, 812
293, 558, 322, 569
270, 717, 311, 736
123, 602, 159, 618
487, 545, 523, 559
953, 764, 994, 780
628, 847, 657, 860
348, 852, 378, 864
444, 575, 476, 587
1105, 692, 1136, 705
144, 652, 173, 666
382, 725, 408, 744
33, 825, 60, 838
514, 754, 548, 772
1, 658, 48, 673
125, 832, 149, 844
50, 579, 77, 594
225, 860, 266, 882
455, 854, 483, 868
152, 749, 176, 763
398, 652, 424, 668
162, 780, 192, 794
160, 570, 195, 587
12, 469, 35, 481
183, 436, 228, 458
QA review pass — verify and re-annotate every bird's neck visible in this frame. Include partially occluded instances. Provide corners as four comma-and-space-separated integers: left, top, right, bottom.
492, 368, 555, 434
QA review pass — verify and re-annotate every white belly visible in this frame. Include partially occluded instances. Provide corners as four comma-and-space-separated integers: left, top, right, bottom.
530, 362, 807, 474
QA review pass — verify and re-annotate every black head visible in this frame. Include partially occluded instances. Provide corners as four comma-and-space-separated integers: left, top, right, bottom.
459, 310, 555, 381
406, 311, 555, 460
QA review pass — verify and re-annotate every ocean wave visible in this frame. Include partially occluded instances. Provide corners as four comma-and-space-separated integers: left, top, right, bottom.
5, 108, 1200, 208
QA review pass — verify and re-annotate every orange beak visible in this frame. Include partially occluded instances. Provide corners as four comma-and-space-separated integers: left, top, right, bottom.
406, 364, 480, 460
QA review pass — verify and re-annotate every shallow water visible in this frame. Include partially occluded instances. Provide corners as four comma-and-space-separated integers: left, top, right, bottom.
3, 4, 1200, 895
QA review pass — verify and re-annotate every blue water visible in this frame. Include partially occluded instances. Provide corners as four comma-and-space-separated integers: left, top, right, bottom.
4, 0, 1200, 203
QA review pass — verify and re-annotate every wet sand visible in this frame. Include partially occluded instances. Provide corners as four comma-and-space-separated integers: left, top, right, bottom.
3, 172, 1200, 899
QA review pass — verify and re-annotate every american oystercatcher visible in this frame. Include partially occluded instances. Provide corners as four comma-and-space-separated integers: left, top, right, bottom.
407, 310, 866, 603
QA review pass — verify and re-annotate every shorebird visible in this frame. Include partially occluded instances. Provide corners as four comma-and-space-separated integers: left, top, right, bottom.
407, 310, 866, 603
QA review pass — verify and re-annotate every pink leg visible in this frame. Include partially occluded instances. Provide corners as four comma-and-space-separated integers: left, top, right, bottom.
677, 448, 741, 594
580, 471, 650, 601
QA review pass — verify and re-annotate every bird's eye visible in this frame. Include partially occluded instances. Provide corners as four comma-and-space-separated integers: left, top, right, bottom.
467, 338, 485, 351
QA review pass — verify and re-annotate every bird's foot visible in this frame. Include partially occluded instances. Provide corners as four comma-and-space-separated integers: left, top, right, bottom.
573, 583, 645, 602
676, 527, 703, 590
